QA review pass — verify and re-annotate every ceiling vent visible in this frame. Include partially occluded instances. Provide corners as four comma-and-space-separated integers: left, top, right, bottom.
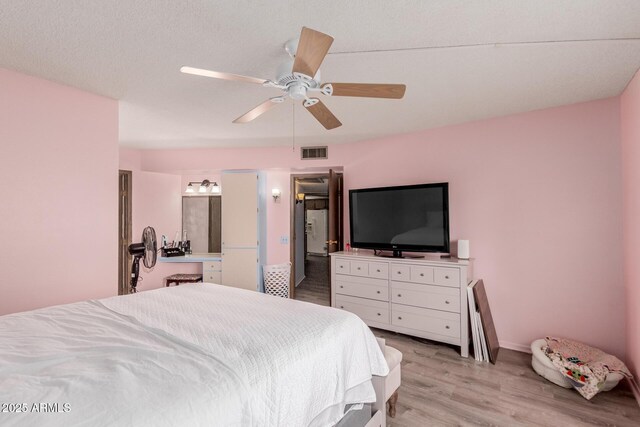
301, 146, 328, 160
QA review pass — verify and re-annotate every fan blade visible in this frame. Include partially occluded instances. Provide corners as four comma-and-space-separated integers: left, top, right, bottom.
180, 66, 267, 85
292, 27, 334, 78
233, 97, 284, 123
324, 83, 406, 99
303, 98, 341, 130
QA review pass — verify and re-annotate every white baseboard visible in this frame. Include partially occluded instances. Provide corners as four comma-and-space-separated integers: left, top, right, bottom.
499, 340, 532, 354
629, 378, 640, 407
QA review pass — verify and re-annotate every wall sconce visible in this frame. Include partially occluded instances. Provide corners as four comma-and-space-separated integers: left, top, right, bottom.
185, 180, 220, 194
272, 188, 281, 202
296, 193, 305, 204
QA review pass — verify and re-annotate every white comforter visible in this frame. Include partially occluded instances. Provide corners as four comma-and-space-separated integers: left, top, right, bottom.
0, 284, 388, 426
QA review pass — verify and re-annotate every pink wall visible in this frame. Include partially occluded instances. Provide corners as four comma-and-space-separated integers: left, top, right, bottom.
133, 97, 625, 356
265, 170, 292, 263
119, 152, 199, 290
621, 69, 640, 380
119, 147, 142, 171
342, 98, 624, 356
0, 67, 119, 315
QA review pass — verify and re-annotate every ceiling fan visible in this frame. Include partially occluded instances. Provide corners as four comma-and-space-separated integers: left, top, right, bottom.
180, 27, 406, 130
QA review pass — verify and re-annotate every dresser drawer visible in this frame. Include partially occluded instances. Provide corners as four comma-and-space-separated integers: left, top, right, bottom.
203, 261, 222, 272
391, 281, 460, 313
368, 262, 389, 279
335, 258, 350, 274
410, 265, 434, 284
203, 271, 222, 284
392, 263, 437, 284
391, 264, 411, 281
350, 260, 369, 277
391, 304, 460, 338
434, 267, 460, 287
203, 261, 222, 284
335, 257, 389, 280
336, 295, 389, 325
335, 274, 388, 301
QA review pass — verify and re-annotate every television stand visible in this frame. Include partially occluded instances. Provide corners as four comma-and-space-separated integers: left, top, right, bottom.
330, 251, 472, 358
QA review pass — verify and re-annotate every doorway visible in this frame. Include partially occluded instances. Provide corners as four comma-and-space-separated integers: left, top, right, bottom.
290, 170, 343, 306
118, 170, 132, 295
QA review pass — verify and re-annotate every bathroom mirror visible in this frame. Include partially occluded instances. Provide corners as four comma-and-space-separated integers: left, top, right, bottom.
182, 196, 221, 253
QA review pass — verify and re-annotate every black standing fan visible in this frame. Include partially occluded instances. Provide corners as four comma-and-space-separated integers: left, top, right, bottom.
128, 226, 157, 293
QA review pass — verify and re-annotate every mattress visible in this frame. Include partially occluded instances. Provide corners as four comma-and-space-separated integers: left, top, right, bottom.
0, 284, 388, 426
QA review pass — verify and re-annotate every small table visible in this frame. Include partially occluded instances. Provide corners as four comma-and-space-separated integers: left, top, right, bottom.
164, 274, 203, 287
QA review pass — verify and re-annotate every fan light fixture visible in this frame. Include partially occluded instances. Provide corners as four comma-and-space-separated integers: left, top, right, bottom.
185, 180, 220, 194
180, 26, 406, 131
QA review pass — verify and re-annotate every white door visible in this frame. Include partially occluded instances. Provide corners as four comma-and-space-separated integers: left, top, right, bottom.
294, 201, 305, 285
221, 172, 259, 291
221, 248, 258, 291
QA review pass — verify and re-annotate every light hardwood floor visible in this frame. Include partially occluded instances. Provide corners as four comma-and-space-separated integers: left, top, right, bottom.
296, 257, 640, 427
377, 329, 640, 427
294, 255, 331, 306
294, 257, 640, 426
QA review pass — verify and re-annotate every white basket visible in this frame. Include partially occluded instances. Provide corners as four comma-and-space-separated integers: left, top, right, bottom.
263, 263, 291, 298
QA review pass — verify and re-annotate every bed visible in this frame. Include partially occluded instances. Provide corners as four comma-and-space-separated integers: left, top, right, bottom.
0, 283, 388, 426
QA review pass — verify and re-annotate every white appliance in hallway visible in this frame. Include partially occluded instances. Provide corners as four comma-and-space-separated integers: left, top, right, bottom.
306, 209, 328, 256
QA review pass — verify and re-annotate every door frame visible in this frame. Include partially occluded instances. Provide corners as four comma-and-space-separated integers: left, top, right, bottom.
118, 170, 132, 295
289, 171, 343, 299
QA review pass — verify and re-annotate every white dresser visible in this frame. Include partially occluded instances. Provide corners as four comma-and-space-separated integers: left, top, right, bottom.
330, 251, 472, 357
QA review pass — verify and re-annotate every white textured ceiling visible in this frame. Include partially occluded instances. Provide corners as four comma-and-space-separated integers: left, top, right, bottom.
1, 1, 640, 148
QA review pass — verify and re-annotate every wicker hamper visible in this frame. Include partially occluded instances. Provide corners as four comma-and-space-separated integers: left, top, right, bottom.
263, 262, 291, 298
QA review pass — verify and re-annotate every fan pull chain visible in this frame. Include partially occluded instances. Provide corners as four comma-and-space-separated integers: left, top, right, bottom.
292, 101, 295, 152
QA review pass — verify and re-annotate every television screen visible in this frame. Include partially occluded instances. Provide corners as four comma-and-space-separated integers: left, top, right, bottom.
349, 183, 450, 254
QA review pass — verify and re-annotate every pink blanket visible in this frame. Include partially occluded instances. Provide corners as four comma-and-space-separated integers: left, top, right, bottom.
543, 337, 632, 400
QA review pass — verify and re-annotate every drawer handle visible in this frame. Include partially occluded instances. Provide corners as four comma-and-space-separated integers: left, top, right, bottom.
396, 271, 401, 274
397, 293, 402, 297
445, 325, 450, 329
340, 305, 344, 309
377, 290, 381, 294
445, 275, 450, 279
420, 273, 424, 277
340, 285, 344, 288
340, 265, 344, 268
376, 269, 381, 273
398, 316, 402, 320
445, 300, 450, 304
377, 313, 381, 316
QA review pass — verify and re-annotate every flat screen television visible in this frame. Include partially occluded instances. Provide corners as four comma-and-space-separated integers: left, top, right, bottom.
349, 182, 450, 257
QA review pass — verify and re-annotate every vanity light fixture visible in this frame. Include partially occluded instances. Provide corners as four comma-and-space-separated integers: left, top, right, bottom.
184, 179, 220, 194
272, 188, 281, 202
